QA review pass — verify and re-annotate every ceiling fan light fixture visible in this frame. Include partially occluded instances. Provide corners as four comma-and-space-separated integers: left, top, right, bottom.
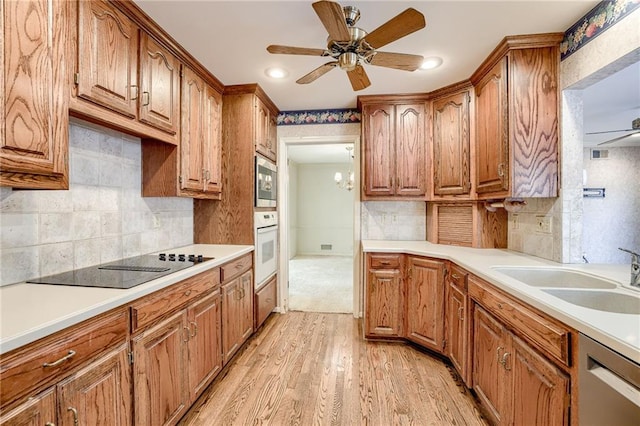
339, 52, 358, 71
265, 67, 289, 79
420, 56, 443, 70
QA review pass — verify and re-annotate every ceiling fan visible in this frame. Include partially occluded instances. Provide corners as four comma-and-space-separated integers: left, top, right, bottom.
588, 117, 640, 145
266, 1, 426, 91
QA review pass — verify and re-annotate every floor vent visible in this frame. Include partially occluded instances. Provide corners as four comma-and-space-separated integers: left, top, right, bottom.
590, 149, 609, 159
320, 244, 332, 251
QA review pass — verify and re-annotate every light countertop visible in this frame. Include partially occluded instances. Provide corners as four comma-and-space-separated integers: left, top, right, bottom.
362, 240, 640, 363
0, 244, 253, 355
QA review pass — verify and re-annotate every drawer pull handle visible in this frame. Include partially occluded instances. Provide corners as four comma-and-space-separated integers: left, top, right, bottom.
142, 91, 150, 107
190, 321, 198, 337
67, 407, 79, 426
457, 307, 464, 321
451, 273, 460, 280
500, 352, 512, 371
497, 303, 503, 309
380, 261, 391, 266
184, 290, 192, 297
45, 423, 56, 426
235, 263, 243, 269
43, 350, 76, 368
496, 346, 504, 364
183, 326, 190, 342
130, 84, 138, 100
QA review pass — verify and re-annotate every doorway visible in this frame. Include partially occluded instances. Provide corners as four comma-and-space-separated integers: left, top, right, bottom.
278, 135, 361, 316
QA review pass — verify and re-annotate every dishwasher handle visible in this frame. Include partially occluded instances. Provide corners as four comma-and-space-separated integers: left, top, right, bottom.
589, 357, 640, 408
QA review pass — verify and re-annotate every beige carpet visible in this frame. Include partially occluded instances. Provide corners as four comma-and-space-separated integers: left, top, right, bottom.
288, 255, 353, 313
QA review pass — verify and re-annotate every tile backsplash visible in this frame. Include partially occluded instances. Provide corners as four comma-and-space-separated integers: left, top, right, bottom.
361, 201, 426, 240
0, 121, 193, 286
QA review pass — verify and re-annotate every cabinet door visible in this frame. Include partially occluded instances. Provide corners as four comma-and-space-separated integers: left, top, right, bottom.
254, 98, 271, 159
240, 270, 254, 341
509, 335, 569, 426
0, 387, 56, 426
362, 104, 394, 196
77, 0, 138, 118
446, 280, 469, 382
365, 267, 403, 337
187, 290, 222, 401
406, 257, 444, 351
133, 310, 188, 426
267, 113, 278, 161
139, 32, 180, 135
180, 66, 205, 192
222, 278, 242, 364
203, 86, 223, 193
433, 91, 471, 196
57, 344, 131, 426
1, 0, 69, 189
473, 306, 510, 425
395, 103, 426, 196
475, 58, 508, 194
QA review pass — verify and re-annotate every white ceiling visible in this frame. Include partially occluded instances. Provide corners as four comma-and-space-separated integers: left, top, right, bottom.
288, 143, 354, 163
134, 0, 598, 111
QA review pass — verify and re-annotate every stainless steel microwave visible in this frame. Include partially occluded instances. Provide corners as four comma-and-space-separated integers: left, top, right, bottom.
255, 156, 277, 207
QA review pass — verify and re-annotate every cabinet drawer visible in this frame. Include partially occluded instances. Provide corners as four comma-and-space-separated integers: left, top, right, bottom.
448, 264, 468, 290
220, 254, 252, 282
0, 308, 128, 409
131, 268, 220, 332
255, 276, 277, 329
368, 254, 401, 269
468, 276, 571, 366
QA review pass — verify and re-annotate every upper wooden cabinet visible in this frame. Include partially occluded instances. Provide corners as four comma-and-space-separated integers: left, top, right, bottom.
359, 97, 427, 200
255, 97, 277, 161
471, 34, 563, 200
1, 0, 70, 189
432, 83, 472, 199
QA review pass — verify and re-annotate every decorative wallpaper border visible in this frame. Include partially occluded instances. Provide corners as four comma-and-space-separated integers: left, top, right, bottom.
561, 0, 640, 60
277, 109, 361, 126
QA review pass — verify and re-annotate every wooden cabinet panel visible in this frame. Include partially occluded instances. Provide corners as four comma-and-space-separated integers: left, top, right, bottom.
0, 387, 56, 426
132, 310, 189, 426
77, 0, 138, 118
473, 306, 510, 425
445, 268, 470, 385
365, 254, 404, 338
510, 335, 569, 425
187, 290, 222, 401
204, 86, 223, 193
395, 104, 426, 196
405, 257, 444, 351
220, 253, 252, 282
255, 275, 277, 329
475, 58, 508, 195
139, 32, 180, 135
254, 98, 277, 161
180, 66, 206, 192
362, 104, 394, 196
57, 344, 131, 426
433, 90, 471, 196
1, 0, 69, 189
240, 270, 254, 342
222, 269, 254, 364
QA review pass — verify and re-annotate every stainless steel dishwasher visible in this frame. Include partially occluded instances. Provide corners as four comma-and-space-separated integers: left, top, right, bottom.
579, 334, 640, 425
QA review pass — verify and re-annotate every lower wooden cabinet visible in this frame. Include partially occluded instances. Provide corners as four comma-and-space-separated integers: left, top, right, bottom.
473, 305, 570, 425
444, 265, 470, 385
222, 269, 254, 364
365, 254, 404, 338
405, 257, 445, 351
0, 386, 56, 425
255, 275, 277, 329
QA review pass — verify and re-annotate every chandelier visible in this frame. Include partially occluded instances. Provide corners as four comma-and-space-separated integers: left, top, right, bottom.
334, 146, 354, 191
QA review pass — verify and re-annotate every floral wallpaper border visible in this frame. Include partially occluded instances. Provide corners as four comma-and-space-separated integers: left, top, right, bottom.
277, 109, 361, 126
561, 0, 640, 60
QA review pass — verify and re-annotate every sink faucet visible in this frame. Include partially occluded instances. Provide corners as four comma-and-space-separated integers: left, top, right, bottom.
619, 248, 640, 287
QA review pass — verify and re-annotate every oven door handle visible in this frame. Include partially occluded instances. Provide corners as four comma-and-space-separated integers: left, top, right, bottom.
256, 225, 278, 234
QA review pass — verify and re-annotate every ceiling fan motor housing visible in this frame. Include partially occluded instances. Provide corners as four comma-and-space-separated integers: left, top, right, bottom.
342, 6, 360, 26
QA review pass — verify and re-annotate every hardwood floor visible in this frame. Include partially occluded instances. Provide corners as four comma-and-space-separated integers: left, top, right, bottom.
180, 312, 487, 426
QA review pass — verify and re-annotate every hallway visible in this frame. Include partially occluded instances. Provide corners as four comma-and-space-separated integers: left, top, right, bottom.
288, 255, 353, 313
180, 312, 487, 426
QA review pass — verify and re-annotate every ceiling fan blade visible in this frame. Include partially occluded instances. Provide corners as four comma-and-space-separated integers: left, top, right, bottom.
597, 131, 640, 145
267, 45, 326, 56
347, 64, 371, 91
364, 8, 426, 49
312, 1, 350, 42
370, 52, 424, 71
296, 61, 338, 84
586, 128, 634, 135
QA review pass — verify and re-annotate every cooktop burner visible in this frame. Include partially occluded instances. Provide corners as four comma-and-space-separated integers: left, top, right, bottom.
27, 254, 211, 289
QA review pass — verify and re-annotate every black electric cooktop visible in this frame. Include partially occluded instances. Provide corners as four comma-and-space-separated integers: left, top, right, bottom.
27, 254, 211, 289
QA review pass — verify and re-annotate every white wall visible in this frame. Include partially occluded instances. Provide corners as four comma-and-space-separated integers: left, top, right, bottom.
362, 201, 426, 240
0, 120, 194, 286
295, 163, 354, 256
582, 147, 640, 263
288, 159, 299, 259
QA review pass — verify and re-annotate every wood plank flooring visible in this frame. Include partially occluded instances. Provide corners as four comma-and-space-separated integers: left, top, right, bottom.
180, 312, 487, 426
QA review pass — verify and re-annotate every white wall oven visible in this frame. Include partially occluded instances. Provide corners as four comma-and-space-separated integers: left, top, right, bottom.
254, 212, 278, 289
255, 156, 277, 207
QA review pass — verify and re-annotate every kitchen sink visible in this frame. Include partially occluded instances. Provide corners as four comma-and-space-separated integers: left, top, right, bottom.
492, 267, 618, 289
542, 289, 640, 314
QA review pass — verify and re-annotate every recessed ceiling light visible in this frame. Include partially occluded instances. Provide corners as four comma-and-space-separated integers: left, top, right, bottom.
420, 57, 443, 70
265, 67, 288, 79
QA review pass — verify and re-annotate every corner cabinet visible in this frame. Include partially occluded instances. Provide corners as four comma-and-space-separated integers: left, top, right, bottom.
444, 264, 471, 385
359, 96, 427, 200
1, 0, 70, 189
471, 34, 563, 200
